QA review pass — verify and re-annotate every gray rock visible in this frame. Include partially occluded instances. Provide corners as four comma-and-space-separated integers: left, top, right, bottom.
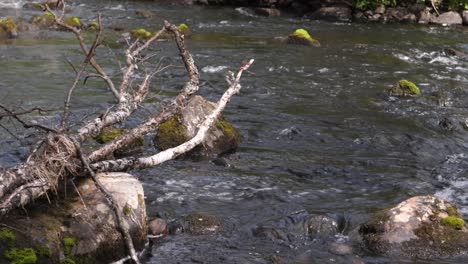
375, 4, 385, 15
306, 6, 352, 22
418, 7, 432, 24
149, 218, 168, 237
430, 11, 463, 25
182, 212, 221, 235
359, 195, 468, 259
463, 10, 468, 25
385, 7, 417, 23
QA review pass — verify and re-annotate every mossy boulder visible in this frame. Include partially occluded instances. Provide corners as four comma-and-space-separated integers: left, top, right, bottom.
359, 195, 468, 259
153, 95, 242, 158
94, 127, 144, 158
63, 17, 82, 28
31, 12, 55, 28
0, 17, 18, 39
286, 29, 320, 47
0, 173, 147, 263
388, 79, 421, 97
130, 28, 152, 40
86, 21, 99, 31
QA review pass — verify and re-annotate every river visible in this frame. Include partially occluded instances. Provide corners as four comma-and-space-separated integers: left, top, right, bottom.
1, 0, 468, 263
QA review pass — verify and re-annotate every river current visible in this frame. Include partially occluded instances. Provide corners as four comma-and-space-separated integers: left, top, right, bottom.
1, 1, 468, 263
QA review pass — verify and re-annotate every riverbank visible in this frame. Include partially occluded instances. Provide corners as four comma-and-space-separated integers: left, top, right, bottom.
172, 0, 468, 26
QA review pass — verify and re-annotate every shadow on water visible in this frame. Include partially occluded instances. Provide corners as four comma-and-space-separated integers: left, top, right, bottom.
1, 0, 468, 263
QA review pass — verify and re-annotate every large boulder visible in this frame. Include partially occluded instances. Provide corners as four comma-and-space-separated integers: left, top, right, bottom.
359, 195, 468, 259
153, 95, 242, 158
0, 17, 18, 39
0, 173, 148, 263
430, 11, 463, 25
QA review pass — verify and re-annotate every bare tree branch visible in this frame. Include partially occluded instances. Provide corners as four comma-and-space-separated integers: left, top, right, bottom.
91, 59, 254, 172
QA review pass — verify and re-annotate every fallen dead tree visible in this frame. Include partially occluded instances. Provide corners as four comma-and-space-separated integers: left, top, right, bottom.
0, 1, 253, 263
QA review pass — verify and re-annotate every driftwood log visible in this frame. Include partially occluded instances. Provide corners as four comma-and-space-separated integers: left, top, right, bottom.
0, 1, 253, 263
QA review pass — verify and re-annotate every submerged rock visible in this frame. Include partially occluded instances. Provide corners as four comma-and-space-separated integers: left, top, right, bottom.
153, 95, 242, 158
182, 212, 221, 235
254, 8, 281, 17
0, 173, 147, 263
388, 79, 421, 97
286, 29, 320, 47
149, 218, 168, 237
359, 195, 468, 258
136, 10, 156, 18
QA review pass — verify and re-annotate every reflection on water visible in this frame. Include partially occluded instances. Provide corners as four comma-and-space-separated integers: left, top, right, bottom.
1, 0, 468, 263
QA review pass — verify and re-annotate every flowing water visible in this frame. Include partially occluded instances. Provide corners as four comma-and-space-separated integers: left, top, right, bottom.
1, 0, 468, 263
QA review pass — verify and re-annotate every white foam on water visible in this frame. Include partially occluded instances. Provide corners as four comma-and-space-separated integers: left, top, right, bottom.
235, 7, 256, 17
0, 0, 24, 9
201, 65, 228, 73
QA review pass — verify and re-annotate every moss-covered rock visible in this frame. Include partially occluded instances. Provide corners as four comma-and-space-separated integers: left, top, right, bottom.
388, 79, 421, 97
4, 248, 37, 264
86, 21, 99, 31
63, 17, 82, 28
130, 28, 152, 40
177, 23, 190, 35
0, 17, 18, 39
286, 29, 320, 47
153, 115, 189, 150
31, 12, 55, 28
153, 95, 242, 158
94, 127, 124, 144
359, 195, 468, 259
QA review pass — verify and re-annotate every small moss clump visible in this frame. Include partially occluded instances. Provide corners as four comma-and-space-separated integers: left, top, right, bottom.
94, 127, 124, 144
35, 246, 51, 258
177, 23, 189, 34
154, 115, 189, 150
4, 248, 37, 264
87, 21, 99, 31
130, 28, 152, 40
123, 205, 131, 216
31, 12, 54, 27
287, 28, 320, 47
388, 79, 421, 97
64, 17, 82, 28
0, 227, 15, 245
0, 17, 17, 31
63, 236, 76, 256
446, 206, 460, 217
441, 216, 465, 230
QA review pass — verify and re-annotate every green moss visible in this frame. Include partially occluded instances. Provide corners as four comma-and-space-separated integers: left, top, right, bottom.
87, 21, 99, 31
64, 17, 81, 28
0, 227, 15, 245
94, 127, 124, 144
216, 119, 241, 144
60, 257, 76, 264
63, 236, 76, 256
130, 28, 152, 40
123, 205, 131, 216
287, 29, 320, 47
441, 216, 465, 230
389, 79, 421, 97
34, 246, 51, 258
31, 12, 54, 26
177, 23, 189, 34
4, 248, 37, 264
446, 206, 460, 217
398, 79, 421, 96
154, 115, 189, 150
0, 17, 17, 31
